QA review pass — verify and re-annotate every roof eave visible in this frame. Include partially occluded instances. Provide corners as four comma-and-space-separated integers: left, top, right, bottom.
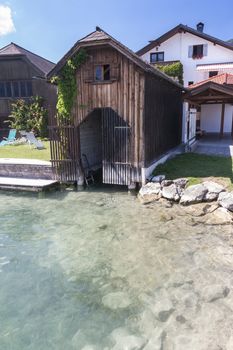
136, 24, 233, 57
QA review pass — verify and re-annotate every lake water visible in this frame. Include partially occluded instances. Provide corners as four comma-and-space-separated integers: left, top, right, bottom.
0, 188, 233, 350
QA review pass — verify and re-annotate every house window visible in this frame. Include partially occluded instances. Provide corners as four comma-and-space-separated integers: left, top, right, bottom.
150, 52, 164, 63
192, 45, 203, 59
0, 82, 5, 97
209, 71, 218, 78
0, 81, 33, 98
13, 82, 20, 97
5, 82, 12, 97
95, 64, 111, 81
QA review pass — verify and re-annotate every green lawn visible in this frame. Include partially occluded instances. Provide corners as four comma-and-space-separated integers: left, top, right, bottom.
153, 153, 233, 190
0, 141, 51, 161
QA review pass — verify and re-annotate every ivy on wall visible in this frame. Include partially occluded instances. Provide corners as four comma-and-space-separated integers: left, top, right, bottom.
51, 49, 87, 121
156, 62, 184, 85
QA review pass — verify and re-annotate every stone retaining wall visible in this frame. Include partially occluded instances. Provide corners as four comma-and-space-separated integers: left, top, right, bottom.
0, 163, 54, 180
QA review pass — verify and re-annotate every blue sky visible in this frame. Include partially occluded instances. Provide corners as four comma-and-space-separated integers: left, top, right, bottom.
1, 0, 233, 63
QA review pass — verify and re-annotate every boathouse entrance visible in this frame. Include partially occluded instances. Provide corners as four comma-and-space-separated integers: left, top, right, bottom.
80, 107, 131, 185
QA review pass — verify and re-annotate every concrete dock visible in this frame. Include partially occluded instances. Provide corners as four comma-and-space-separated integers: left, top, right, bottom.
0, 158, 59, 192
0, 176, 59, 192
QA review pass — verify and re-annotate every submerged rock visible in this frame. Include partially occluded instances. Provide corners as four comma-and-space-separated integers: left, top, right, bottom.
218, 191, 233, 212
180, 184, 208, 205
102, 292, 132, 309
226, 336, 233, 350
201, 284, 230, 303
110, 328, 146, 350
206, 207, 233, 225
139, 183, 161, 204
203, 181, 225, 201
151, 298, 174, 322
143, 329, 165, 350
184, 203, 219, 217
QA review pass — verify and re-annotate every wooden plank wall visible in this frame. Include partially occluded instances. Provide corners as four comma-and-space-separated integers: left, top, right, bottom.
144, 74, 183, 166
73, 47, 145, 171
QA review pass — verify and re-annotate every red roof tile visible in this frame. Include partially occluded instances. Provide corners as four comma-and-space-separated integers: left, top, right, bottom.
189, 73, 233, 88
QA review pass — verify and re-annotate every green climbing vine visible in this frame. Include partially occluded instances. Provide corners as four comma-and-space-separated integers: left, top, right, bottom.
51, 48, 87, 121
156, 61, 184, 85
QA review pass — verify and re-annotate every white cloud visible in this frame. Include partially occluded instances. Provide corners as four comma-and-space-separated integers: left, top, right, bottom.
0, 5, 15, 36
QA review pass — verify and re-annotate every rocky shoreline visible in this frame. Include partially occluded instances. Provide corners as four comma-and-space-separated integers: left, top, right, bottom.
139, 177, 233, 225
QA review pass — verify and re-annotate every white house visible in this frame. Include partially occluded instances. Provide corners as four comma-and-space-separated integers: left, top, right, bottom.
137, 23, 233, 142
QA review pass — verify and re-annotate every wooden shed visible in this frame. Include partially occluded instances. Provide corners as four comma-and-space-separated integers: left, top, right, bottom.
0, 43, 57, 128
48, 27, 183, 186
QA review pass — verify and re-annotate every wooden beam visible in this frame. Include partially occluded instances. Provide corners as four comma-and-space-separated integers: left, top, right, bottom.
220, 103, 225, 138
190, 95, 232, 101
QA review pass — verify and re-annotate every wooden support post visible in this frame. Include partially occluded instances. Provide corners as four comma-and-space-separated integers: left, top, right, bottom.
220, 103, 225, 138
231, 110, 233, 139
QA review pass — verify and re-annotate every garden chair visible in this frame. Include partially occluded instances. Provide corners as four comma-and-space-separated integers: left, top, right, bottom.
81, 153, 95, 185
0, 129, 16, 146
24, 132, 45, 150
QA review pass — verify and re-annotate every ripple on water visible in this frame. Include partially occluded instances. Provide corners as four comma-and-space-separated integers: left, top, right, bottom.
0, 189, 232, 349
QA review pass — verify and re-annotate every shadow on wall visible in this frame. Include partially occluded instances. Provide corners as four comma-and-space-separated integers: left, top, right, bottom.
153, 153, 233, 184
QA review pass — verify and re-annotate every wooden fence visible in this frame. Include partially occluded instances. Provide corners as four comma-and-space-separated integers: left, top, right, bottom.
48, 124, 81, 182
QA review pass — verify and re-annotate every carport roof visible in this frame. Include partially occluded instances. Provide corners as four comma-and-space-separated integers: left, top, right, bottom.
184, 80, 233, 105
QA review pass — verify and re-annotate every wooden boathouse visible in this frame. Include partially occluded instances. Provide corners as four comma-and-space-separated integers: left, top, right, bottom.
47, 27, 183, 186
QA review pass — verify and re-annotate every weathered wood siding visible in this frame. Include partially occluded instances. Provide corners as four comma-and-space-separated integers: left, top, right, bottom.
73, 47, 145, 171
144, 73, 183, 166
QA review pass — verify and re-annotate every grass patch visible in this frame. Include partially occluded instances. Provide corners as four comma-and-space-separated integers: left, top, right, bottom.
0, 141, 51, 161
153, 153, 233, 190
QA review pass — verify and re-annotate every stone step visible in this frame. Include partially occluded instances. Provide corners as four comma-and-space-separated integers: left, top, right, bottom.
0, 176, 59, 192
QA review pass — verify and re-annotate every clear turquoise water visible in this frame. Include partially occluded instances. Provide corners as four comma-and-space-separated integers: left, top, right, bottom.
0, 188, 232, 350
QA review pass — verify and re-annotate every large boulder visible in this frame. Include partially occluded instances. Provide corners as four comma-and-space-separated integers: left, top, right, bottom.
139, 183, 161, 204
161, 179, 173, 187
203, 181, 225, 201
180, 184, 208, 205
161, 183, 180, 202
218, 191, 233, 212
174, 178, 189, 188
150, 174, 166, 183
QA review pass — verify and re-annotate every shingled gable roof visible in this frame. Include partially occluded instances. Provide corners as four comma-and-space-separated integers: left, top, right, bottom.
47, 27, 184, 89
0, 42, 55, 76
136, 24, 233, 56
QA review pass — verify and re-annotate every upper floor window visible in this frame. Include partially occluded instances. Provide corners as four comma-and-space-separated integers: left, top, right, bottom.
95, 64, 111, 82
188, 44, 208, 59
193, 45, 203, 59
150, 52, 164, 63
0, 80, 33, 98
209, 71, 218, 78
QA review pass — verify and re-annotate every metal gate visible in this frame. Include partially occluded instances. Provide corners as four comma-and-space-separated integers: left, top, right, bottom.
102, 108, 131, 185
49, 125, 80, 182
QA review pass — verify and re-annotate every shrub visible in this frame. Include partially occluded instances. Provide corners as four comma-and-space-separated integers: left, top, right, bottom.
7, 96, 48, 138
